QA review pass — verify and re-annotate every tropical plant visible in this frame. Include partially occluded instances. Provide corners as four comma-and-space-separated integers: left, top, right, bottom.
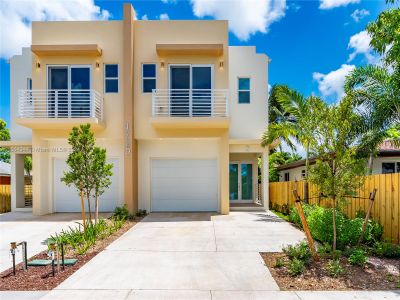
262, 85, 327, 202
308, 97, 367, 250
288, 258, 305, 276
326, 260, 344, 278
0, 119, 10, 163
348, 249, 367, 266
345, 66, 400, 174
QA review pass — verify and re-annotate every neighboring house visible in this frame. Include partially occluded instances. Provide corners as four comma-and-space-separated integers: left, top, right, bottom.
1, 4, 270, 215
0, 161, 11, 185
277, 142, 400, 182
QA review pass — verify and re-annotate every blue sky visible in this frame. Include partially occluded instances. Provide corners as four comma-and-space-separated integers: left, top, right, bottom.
0, 0, 388, 127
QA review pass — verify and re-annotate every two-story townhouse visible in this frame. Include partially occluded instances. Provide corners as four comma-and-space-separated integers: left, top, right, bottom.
2, 3, 270, 215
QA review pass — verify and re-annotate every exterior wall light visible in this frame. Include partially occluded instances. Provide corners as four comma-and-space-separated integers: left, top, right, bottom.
95, 61, 100, 69
36, 61, 41, 69
160, 61, 165, 70
219, 60, 224, 70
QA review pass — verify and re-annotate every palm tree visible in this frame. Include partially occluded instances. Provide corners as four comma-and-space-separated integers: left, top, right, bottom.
345, 65, 400, 174
262, 85, 327, 202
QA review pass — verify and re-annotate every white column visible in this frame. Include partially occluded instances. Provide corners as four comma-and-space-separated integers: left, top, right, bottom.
261, 149, 269, 210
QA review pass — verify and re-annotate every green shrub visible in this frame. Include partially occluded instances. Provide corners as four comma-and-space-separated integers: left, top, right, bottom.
288, 258, 305, 276
326, 259, 344, 277
289, 204, 316, 226
136, 209, 147, 217
289, 204, 383, 250
113, 205, 130, 221
283, 241, 312, 264
348, 249, 367, 266
373, 242, 400, 258
274, 257, 285, 268
355, 209, 366, 219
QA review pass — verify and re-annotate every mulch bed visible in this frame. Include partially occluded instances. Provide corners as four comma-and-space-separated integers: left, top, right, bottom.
0, 219, 139, 291
261, 252, 400, 290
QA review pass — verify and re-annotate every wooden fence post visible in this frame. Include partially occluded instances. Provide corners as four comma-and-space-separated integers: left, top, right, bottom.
358, 188, 377, 245
293, 189, 319, 260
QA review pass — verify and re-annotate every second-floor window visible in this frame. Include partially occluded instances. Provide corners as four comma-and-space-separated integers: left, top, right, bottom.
238, 77, 250, 104
142, 64, 156, 93
105, 64, 119, 93
382, 162, 400, 174
284, 172, 290, 181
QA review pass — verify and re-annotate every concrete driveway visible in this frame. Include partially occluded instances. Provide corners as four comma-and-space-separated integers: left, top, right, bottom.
49, 211, 306, 298
0, 212, 85, 272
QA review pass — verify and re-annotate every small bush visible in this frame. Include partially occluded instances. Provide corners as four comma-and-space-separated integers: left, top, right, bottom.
274, 257, 285, 268
326, 260, 344, 277
288, 258, 305, 276
113, 205, 130, 221
136, 209, 147, 217
289, 204, 316, 227
373, 242, 400, 258
317, 243, 332, 256
348, 249, 367, 266
355, 209, 366, 219
283, 241, 312, 264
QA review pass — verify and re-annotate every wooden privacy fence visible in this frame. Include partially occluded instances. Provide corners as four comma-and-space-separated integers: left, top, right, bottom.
0, 185, 11, 213
269, 173, 400, 244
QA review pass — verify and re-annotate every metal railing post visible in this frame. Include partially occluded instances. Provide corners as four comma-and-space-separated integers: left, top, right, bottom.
55, 90, 58, 118
189, 89, 192, 117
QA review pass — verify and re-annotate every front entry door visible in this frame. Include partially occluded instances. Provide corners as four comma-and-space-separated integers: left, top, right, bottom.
229, 163, 253, 202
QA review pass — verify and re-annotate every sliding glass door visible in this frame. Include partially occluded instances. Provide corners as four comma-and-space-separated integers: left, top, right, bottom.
169, 64, 213, 117
48, 65, 91, 117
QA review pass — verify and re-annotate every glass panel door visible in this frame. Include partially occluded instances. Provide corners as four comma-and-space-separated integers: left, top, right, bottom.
71, 66, 90, 117
192, 66, 212, 116
48, 66, 68, 117
241, 163, 253, 201
229, 163, 239, 201
170, 66, 190, 116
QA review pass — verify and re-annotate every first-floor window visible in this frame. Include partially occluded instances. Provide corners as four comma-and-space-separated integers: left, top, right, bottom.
105, 64, 119, 93
301, 169, 306, 178
238, 77, 250, 103
142, 63, 156, 93
382, 162, 400, 174
284, 172, 290, 181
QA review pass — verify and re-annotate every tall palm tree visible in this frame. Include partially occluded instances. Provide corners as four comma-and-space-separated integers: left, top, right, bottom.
345, 65, 400, 174
262, 85, 327, 202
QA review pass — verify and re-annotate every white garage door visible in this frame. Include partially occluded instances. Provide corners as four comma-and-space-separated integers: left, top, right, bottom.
54, 158, 120, 212
151, 159, 218, 212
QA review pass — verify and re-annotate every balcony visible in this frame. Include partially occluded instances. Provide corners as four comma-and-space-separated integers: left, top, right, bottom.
151, 89, 229, 129
16, 89, 104, 130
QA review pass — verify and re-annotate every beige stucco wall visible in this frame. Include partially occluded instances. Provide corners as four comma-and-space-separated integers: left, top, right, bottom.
133, 20, 229, 140
138, 138, 227, 213
9, 48, 32, 141
228, 46, 268, 140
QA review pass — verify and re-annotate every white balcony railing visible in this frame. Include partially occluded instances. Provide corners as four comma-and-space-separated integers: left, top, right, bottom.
18, 89, 103, 120
152, 89, 229, 117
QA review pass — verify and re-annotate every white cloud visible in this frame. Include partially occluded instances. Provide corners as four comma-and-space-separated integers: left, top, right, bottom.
347, 30, 378, 64
0, 0, 110, 59
319, 0, 359, 10
159, 13, 170, 20
161, 0, 177, 3
141, 14, 148, 20
351, 8, 370, 22
190, 0, 286, 41
313, 64, 355, 99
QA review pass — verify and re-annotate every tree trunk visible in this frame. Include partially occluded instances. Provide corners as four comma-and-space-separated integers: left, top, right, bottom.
80, 188, 86, 230
304, 142, 310, 204
368, 152, 374, 175
95, 194, 99, 225
86, 191, 92, 225
332, 197, 337, 251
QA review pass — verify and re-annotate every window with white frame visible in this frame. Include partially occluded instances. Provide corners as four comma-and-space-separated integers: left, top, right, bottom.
284, 172, 290, 181
142, 64, 156, 93
104, 64, 119, 93
238, 77, 250, 103
301, 169, 306, 178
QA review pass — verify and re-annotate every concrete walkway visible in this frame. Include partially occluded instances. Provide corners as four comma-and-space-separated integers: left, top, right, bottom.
0, 212, 85, 272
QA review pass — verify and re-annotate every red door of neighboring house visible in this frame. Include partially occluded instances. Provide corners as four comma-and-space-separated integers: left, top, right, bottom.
0, 176, 11, 185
